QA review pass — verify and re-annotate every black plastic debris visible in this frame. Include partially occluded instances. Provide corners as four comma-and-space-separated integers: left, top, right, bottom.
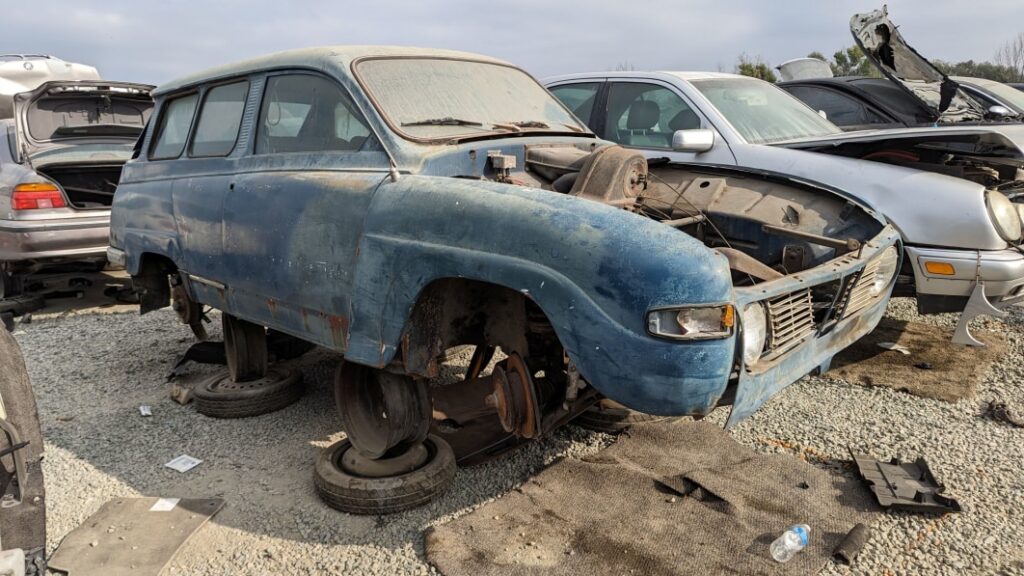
851, 452, 961, 513
833, 523, 870, 565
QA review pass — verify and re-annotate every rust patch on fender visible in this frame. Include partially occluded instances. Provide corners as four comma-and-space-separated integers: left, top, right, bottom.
267, 298, 278, 319
328, 314, 349, 346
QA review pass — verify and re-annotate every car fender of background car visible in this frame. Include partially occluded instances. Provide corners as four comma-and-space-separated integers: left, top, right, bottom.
0, 328, 47, 575
545, 71, 1024, 344
108, 46, 900, 435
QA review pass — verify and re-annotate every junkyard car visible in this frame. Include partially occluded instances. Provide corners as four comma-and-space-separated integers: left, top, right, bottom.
0, 329, 46, 575
110, 47, 899, 512
0, 79, 154, 298
546, 70, 1024, 345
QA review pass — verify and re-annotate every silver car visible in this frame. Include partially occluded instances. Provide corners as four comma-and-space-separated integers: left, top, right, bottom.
545, 71, 1024, 345
0, 80, 153, 298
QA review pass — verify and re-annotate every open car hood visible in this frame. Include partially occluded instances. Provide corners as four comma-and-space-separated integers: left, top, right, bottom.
12, 80, 154, 160
850, 7, 990, 123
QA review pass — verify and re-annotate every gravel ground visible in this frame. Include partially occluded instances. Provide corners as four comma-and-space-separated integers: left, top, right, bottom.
10, 298, 1024, 575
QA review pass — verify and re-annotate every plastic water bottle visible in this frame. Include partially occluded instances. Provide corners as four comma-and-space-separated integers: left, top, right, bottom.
770, 524, 810, 563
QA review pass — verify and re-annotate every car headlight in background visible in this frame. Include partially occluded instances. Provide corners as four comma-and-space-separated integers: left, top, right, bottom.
741, 303, 767, 367
869, 245, 900, 297
647, 304, 734, 340
986, 190, 1022, 242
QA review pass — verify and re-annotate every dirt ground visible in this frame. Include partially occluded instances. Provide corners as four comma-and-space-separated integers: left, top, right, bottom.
826, 317, 1007, 402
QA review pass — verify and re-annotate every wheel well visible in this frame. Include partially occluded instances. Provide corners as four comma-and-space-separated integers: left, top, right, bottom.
398, 278, 559, 378
134, 253, 178, 314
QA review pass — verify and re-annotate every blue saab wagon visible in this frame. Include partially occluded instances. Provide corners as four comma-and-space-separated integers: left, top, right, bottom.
108, 46, 901, 513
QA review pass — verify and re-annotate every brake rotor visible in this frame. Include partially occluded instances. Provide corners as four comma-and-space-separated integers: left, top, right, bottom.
487, 353, 541, 439
171, 281, 208, 341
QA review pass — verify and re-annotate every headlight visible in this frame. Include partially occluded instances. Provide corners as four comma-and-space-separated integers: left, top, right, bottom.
986, 191, 1022, 242
741, 303, 767, 367
646, 305, 734, 340
869, 245, 900, 297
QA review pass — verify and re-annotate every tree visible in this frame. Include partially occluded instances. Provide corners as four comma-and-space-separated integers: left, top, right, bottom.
994, 32, 1024, 82
828, 45, 878, 77
613, 61, 635, 72
933, 59, 1020, 83
735, 53, 777, 83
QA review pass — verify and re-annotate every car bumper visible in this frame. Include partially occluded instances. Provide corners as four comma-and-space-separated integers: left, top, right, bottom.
907, 246, 1024, 304
582, 225, 900, 425
0, 215, 110, 263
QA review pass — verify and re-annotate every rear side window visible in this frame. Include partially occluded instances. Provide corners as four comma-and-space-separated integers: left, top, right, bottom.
549, 83, 600, 126
190, 81, 249, 157
256, 74, 375, 154
150, 93, 198, 159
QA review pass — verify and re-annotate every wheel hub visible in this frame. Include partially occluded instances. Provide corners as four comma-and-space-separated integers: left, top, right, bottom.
339, 441, 430, 478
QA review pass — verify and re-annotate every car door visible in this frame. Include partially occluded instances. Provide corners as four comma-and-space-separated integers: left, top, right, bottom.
222, 72, 391, 350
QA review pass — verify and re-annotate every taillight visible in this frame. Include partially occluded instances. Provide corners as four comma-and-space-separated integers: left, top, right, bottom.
12, 183, 67, 210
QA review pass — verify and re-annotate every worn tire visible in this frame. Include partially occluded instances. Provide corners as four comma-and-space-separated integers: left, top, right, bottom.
572, 399, 680, 433
223, 314, 268, 382
314, 435, 456, 515
193, 366, 303, 418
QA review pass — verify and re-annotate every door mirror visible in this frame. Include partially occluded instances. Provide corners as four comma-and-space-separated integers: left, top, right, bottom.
671, 129, 715, 153
818, 110, 828, 120
988, 105, 1013, 118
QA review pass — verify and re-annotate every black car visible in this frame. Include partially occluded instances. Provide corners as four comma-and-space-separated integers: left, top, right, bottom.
780, 76, 1024, 131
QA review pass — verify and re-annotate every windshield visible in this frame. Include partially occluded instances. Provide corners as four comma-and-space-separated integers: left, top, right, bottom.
956, 77, 1024, 113
356, 58, 587, 141
691, 77, 842, 144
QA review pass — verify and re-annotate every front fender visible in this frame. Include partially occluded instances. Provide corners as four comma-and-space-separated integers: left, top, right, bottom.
344, 176, 736, 412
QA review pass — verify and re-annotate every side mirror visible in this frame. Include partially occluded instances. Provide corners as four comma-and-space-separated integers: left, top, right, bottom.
988, 105, 1013, 118
671, 129, 715, 153
818, 110, 828, 120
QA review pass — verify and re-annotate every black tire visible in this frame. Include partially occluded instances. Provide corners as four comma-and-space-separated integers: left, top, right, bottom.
223, 314, 268, 381
572, 399, 680, 433
193, 366, 303, 418
314, 434, 456, 515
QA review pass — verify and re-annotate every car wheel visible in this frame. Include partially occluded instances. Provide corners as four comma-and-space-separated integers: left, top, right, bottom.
222, 314, 268, 381
572, 399, 680, 433
192, 366, 304, 418
314, 434, 456, 514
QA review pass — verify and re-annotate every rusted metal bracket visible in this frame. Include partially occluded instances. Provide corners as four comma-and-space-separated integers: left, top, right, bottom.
762, 224, 862, 256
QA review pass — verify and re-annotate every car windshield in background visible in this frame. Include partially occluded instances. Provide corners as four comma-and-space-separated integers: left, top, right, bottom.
28, 92, 153, 141
356, 58, 587, 141
691, 77, 842, 144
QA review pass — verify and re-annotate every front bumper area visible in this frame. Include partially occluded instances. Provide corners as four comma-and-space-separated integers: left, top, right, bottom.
0, 214, 110, 265
725, 225, 902, 426
907, 245, 1024, 304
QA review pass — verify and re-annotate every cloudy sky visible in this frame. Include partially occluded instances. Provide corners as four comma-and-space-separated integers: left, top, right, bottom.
4, 1, 1023, 85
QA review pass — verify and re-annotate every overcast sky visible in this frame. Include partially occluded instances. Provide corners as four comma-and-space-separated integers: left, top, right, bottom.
4, 1, 1023, 85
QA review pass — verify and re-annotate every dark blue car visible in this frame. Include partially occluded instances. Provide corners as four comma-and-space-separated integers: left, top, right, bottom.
108, 46, 900, 513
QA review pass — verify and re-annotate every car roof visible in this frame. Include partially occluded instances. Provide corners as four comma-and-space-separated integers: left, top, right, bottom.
544, 70, 748, 84
155, 45, 510, 96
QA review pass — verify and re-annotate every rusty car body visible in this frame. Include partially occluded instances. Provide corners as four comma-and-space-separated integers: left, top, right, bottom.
0, 79, 153, 297
109, 47, 899, 504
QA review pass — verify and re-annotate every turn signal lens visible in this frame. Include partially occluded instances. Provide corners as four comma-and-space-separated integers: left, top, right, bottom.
12, 183, 67, 210
647, 305, 735, 340
924, 261, 956, 276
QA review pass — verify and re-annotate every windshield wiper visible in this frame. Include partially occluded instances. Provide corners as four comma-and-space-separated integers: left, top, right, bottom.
504, 120, 550, 129
402, 117, 482, 127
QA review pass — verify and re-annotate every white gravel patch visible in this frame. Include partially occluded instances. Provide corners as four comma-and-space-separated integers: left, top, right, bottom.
11, 298, 1024, 575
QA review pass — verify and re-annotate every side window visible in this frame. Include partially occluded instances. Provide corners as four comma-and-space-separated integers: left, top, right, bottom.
150, 93, 199, 160
257, 74, 376, 154
190, 81, 249, 157
604, 83, 701, 149
785, 86, 888, 127
549, 83, 600, 126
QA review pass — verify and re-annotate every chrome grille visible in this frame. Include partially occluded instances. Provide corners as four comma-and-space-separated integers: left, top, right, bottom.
765, 289, 816, 360
840, 258, 882, 318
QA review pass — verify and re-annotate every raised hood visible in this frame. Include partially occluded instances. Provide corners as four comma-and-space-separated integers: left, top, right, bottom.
12, 80, 154, 162
850, 7, 991, 123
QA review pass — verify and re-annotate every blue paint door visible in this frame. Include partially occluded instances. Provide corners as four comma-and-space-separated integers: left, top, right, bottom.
220, 72, 392, 350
